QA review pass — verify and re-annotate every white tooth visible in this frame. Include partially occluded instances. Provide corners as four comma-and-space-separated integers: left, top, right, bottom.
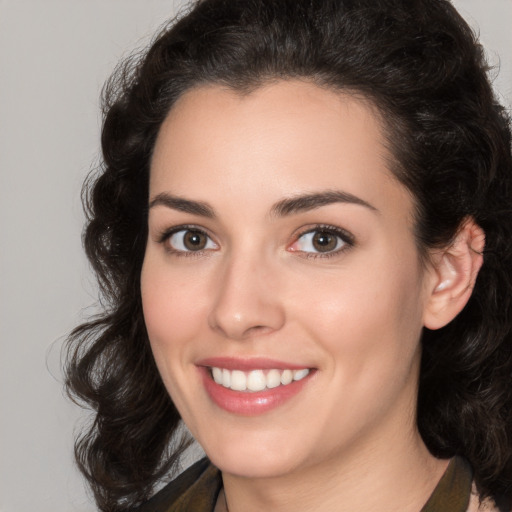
212, 367, 223, 384
293, 369, 310, 381
230, 370, 247, 391
266, 369, 281, 389
247, 370, 266, 391
222, 368, 231, 388
281, 369, 293, 385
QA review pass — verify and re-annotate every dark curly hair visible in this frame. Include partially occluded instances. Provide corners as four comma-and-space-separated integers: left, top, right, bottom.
65, 0, 512, 510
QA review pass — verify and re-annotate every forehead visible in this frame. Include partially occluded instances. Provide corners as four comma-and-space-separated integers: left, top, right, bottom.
150, 80, 411, 221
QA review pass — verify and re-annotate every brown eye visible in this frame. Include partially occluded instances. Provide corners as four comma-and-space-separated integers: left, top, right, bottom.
167, 228, 217, 253
183, 230, 208, 250
312, 231, 338, 252
290, 227, 352, 256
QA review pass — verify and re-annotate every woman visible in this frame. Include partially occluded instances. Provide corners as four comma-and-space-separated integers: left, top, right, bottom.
65, 0, 512, 511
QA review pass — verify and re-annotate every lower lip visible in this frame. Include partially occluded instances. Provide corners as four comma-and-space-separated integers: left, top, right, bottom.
199, 368, 313, 416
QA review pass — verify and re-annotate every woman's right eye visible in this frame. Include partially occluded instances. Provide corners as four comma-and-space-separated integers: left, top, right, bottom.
164, 228, 218, 254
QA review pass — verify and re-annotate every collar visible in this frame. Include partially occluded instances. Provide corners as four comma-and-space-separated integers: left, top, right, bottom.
420, 457, 473, 512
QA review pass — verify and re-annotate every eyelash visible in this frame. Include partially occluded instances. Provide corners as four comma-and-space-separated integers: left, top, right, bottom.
290, 224, 355, 259
156, 224, 355, 259
157, 225, 217, 258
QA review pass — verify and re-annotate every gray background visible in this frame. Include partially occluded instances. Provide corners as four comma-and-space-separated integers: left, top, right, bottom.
1, 1, 510, 511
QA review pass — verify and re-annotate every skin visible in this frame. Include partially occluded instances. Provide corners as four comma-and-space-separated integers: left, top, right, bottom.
141, 81, 475, 511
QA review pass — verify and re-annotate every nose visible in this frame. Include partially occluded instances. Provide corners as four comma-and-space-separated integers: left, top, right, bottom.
208, 252, 286, 341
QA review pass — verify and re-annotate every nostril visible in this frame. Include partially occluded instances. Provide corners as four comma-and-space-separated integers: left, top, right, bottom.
246, 325, 271, 336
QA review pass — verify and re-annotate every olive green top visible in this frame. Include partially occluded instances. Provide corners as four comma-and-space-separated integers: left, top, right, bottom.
420, 457, 472, 512
137, 456, 474, 512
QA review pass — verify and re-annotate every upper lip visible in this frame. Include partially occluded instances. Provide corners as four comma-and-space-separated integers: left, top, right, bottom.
196, 357, 312, 371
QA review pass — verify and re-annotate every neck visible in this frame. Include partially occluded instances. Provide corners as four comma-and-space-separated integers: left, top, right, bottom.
219, 426, 448, 512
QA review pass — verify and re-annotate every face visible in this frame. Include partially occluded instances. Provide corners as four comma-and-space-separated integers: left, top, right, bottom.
141, 81, 435, 479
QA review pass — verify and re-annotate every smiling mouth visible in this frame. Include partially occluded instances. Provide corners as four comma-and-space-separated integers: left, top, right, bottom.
210, 367, 311, 392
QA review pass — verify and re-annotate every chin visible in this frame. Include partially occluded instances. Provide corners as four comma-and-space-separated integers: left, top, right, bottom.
210, 453, 298, 479
200, 430, 304, 479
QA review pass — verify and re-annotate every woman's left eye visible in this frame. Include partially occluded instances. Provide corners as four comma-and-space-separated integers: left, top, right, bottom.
289, 227, 353, 256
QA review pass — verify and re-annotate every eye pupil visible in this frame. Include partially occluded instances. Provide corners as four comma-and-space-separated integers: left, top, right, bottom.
312, 231, 337, 252
184, 230, 207, 250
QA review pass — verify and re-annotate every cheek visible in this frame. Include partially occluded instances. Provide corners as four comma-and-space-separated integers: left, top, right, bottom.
292, 251, 425, 368
140, 256, 209, 360
140, 257, 213, 416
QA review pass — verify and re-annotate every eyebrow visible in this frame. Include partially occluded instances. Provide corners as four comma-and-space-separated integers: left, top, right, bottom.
147, 190, 378, 218
270, 190, 378, 217
148, 193, 216, 218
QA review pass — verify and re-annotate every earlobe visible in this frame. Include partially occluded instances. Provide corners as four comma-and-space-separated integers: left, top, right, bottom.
423, 218, 485, 330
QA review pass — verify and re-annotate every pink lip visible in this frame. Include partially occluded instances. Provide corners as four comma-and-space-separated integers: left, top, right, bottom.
196, 358, 314, 416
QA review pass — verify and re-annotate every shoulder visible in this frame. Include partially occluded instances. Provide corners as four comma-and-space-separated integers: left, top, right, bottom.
135, 458, 222, 512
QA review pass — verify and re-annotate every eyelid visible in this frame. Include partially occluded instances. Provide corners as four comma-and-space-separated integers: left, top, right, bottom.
156, 224, 219, 256
157, 224, 192, 243
288, 224, 355, 258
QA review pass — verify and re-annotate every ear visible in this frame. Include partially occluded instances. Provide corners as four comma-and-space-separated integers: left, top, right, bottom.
423, 218, 485, 330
